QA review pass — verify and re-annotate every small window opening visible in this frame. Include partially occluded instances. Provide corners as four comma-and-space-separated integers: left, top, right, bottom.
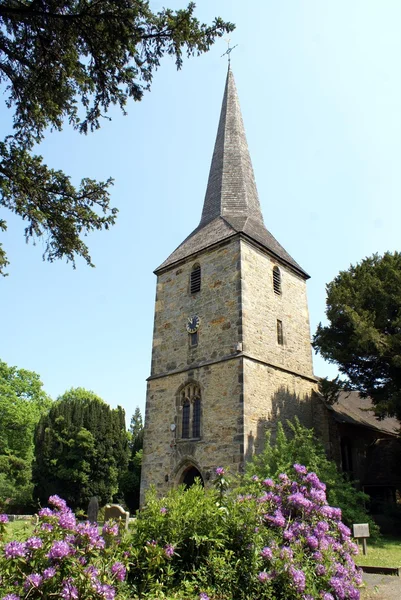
189, 331, 198, 347
190, 265, 201, 294
277, 319, 284, 345
273, 266, 282, 295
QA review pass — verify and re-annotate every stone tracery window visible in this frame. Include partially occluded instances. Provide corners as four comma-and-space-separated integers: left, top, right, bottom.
179, 383, 202, 439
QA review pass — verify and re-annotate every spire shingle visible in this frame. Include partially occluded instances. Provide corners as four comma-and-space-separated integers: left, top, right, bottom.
156, 69, 308, 278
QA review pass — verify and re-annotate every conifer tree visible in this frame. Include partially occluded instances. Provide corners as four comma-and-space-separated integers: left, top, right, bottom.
33, 387, 128, 509
120, 406, 144, 512
313, 251, 401, 418
0, 1, 234, 275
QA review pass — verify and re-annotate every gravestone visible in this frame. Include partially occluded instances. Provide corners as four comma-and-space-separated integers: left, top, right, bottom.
87, 496, 99, 523
104, 503, 129, 530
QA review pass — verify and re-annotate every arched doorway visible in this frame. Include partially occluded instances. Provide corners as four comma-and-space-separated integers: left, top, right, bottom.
181, 466, 204, 489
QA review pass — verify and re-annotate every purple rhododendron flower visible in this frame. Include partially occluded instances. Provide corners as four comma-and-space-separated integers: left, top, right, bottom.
252, 475, 259, 481
329, 576, 347, 600
38, 507, 53, 517
61, 579, 79, 600
76, 521, 105, 549
280, 546, 293, 560
289, 567, 306, 593
0, 514, 9, 523
293, 463, 307, 475
261, 546, 273, 560
265, 509, 286, 527
258, 571, 269, 582
164, 543, 174, 557
58, 511, 76, 530
85, 566, 99, 579
23, 574, 42, 590
92, 582, 115, 600
262, 478, 274, 487
111, 561, 126, 581
3, 595, 20, 600
306, 535, 319, 550
41, 523, 53, 532
26, 537, 43, 550
288, 492, 312, 510
48, 495, 68, 511
4, 541, 27, 559
48, 540, 71, 560
102, 522, 119, 536
43, 567, 56, 580
199, 594, 210, 600
215, 467, 225, 476
160, 507, 167, 514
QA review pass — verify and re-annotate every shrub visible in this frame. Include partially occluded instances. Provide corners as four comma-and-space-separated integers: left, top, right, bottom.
0, 468, 363, 599
0, 495, 130, 599
128, 467, 363, 599
247, 418, 380, 539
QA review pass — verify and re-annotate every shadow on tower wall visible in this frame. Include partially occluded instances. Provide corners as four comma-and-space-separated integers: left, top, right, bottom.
245, 386, 313, 462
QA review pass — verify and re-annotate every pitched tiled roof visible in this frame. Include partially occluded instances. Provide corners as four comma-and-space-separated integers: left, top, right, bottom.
326, 391, 400, 436
156, 68, 308, 277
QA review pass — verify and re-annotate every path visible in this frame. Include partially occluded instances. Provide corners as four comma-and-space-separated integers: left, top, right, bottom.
361, 573, 401, 600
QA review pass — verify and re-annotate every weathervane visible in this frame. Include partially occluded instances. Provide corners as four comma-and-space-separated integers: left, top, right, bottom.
221, 38, 238, 66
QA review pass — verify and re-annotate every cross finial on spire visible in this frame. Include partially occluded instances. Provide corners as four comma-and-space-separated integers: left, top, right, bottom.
221, 38, 238, 67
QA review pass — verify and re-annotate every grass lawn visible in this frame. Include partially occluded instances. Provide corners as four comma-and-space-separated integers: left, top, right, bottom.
355, 535, 401, 567
3, 519, 34, 542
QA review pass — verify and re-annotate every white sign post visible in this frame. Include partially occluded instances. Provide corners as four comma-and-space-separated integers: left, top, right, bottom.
353, 523, 370, 555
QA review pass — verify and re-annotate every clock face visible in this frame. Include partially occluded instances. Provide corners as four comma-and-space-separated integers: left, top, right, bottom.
186, 315, 200, 333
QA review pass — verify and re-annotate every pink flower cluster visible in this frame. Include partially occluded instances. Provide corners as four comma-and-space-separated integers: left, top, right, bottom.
0, 495, 128, 599
247, 465, 362, 599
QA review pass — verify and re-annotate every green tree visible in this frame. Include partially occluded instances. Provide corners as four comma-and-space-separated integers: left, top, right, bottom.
247, 418, 379, 538
120, 406, 144, 512
0, 359, 52, 511
33, 387, 128, 509
313, 251, 401, 419
0, 1, 234, 276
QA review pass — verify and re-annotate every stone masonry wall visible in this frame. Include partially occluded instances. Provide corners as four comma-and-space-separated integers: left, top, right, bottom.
140, 358, 243, 503
241, 239, 314, 377
243, 359, 316, 458
150, 238, 241, 377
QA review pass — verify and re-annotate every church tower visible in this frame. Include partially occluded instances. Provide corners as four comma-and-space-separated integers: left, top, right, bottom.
140, 68, 317, 501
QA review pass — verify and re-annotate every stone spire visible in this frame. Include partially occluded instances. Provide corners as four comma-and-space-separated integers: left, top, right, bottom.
199, 67, 264, 227
156, 69, 308, 278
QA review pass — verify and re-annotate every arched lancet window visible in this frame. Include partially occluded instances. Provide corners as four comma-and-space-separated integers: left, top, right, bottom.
182, 399, 190, 439
178, 383, 202, 440
273, 266, 282, 295
190, 264, 201, 294
193, 397, 201, 438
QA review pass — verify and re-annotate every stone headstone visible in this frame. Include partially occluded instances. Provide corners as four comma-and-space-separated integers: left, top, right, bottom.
87, 496, 99, 523
104, 503, 129, 530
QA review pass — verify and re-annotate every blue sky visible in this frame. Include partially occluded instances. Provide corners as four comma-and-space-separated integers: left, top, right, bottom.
1, 1, 401, 422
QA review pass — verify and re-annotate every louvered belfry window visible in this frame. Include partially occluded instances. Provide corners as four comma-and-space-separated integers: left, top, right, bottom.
190, 265, 201, 294
273, 266, 282, 295
179, 383, 202, 439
